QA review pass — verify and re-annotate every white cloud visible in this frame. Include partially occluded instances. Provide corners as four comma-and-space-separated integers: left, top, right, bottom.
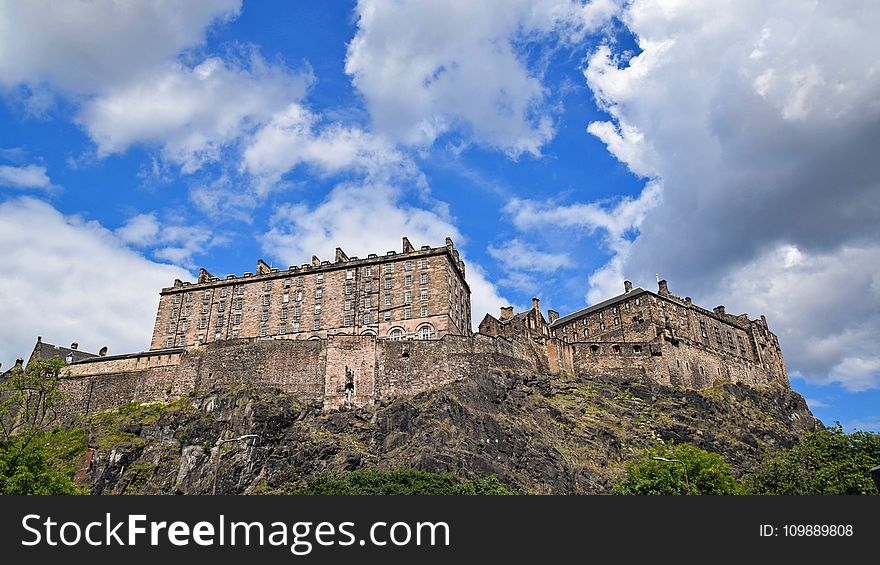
0, 0, 242, 93
261, 182, 508, 327
242, 103, 412, 195
573, 0, 880, 389
844, 417, 880, 433
345, 0, 618, 156
804, 398, 830, 410
0, 197, 190, 369
488, 239, 573, 273
78, 54, 312, 173
115, 212, 226, 268
0, 164, 53, 190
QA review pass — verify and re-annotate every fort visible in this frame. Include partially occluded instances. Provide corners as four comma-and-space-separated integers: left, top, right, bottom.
21, 237, 788, 419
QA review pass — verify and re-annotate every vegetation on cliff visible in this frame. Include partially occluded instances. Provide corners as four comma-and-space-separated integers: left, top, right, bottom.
611, 443, 741, 495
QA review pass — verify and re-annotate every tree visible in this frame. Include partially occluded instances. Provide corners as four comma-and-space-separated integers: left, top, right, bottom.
288, 469, 514, 495
612, 443, 740, 495
744, 425, 880, 495
0, 358, 81, 495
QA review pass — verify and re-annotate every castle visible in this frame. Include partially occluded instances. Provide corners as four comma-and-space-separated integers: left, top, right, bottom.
45, 237, 787, 419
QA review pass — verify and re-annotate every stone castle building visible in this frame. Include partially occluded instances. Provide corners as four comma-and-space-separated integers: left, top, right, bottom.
40, 237, 788, 418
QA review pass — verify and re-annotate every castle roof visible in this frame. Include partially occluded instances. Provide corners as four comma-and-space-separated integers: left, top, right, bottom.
549, 287, 648, 328
28, 338, 98, 365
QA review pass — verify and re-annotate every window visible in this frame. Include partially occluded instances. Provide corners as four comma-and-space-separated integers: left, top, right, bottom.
727, 331, 736, 350
364, 296, 372, 309
260, 310, 269, 322
384, 277, 392, 289
384, 293, 392, 306
214, 332, 222, 342
313, 319, 321, 331
635, 297, 640, 306
218, 302, 225, 313
314, 304, 322, 315
404, 306, 412, 320
235, 285, 244, 295
284, 278, 291, 288
167, 323, 175, 334
199, 318, 206, 330
293, 321, 300, 332
738, 335, 746, 356
420, 258, 428, 269
385, 264, 393, 274
388, 328, 404, 340
344, 314, 353, 326
583, 329, 589, 338
405, 260, 413, 271
215, 314, 224, 327
280, 307, 288, 320
280, 322, 287, 334
180, 320, 188, 331
420, 289, 428, 301
405, 275, 412, 286
186, 292, 193, 302
346, 269, 354, 280
295, 290, 303, 301
232, 329, 239, 339
282, 293, 289, 304
315, 288, 323, 299
405, 291, 412, 303
384, 311, 391, 321
365, 280, 372, 292
364, 312, 372, 324
220, 287, 228, 298
171, 308, 179, 319
165, 338, 173, 348
174, 294, 181, 304
614, 317, 620, 325
262, 295, 270, 306
611, 344, 620, 354
316, 273, 324, 284
263, 280, 272, 291
599, 321, 605, 330
714, 326, 723, 345
345, 284, 353, 295
420, 306, 428, 317
344, 299, 352, 311
260, 325, 268, 337
233, 314, 241, 325
633, 345, 643, 353
590, 345, 599, 353
204, 290, 211, 300
420, 273, 428, 285
297, 276, 304, 287
233, 299, 242, 310
294, 305, 302, 317
418, 325, 434, 340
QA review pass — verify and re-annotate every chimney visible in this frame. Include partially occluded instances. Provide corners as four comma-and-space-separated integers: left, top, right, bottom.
37, 335, 42, 343
311, 255, 321, 267
624, 280, 633, 293
70, 342, 78, 350
658, 279, 669, 296
532, 297, 541, 317
713, 305, 726, 316
335, 247, 349, 263
445, 237, 454, 250
198, 268, 213, 284
99, 346, 108, 357
685, 296, 692, 305
402, 237, 415, 253
548, 309, 560, 323
256, 259, 271, 274
500, 306, 514, 321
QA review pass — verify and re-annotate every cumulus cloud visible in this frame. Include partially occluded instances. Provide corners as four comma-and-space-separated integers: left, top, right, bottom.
0, 164, 54, 190
0, 197, 190, 369
577, 0, 880, 389
261, 182, 508, 327
0, 0, 241, 93
345, 0, 619, 156
115, 212, 227, 267
78, 54, 312, 173
242, 103, 413, 195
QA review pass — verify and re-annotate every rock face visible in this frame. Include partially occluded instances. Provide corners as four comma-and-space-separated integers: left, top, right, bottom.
77, 371, 819, 494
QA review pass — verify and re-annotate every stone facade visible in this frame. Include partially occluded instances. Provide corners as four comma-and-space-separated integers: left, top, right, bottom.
150, 237, 471, 350
52, 238, 790, 418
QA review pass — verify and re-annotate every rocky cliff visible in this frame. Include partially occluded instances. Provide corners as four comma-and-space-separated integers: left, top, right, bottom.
59, 370, 819, 494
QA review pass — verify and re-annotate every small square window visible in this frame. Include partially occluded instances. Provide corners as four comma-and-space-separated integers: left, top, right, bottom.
346, 269, 354, 280
405, 275, 412, 286
420, 306, 428, 317
364, 296, 372, 309
284, 278, 291, 288
364, 312, 372, 324
314, 304, 322, 315
385, 264, 393, 274
420, 258, 428, 269
365, 266, 373, 277
316, 273, 324, 284
262, 295, 270, 306
313, 319, 321, 331
297, 276, 304, 287
420, 273, 428, 284
384, 293, 392, 306
344, 314, 353, 326
282, 293, 289, 303
233, 314, 241, 325
384, 278, 392, 289
263, 280, 272, 291
365, 280, 372, 292
420, 289, 428, 301
259, 325, 268, 337
315, 288, 323, 299
345, 284, 353, 295
404, 291, 412, 303
405, 260, 413, 271
220, 287, 228, 298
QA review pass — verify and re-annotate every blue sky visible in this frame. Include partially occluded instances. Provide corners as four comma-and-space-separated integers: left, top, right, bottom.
1, 1, 878, 432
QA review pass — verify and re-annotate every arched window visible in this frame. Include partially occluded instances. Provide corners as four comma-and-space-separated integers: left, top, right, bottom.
418, 324, 435, 340
611, 344, 620, 354
590, 345, 600, 353
388, 328, 405, 341
633, 345, 643, 353
361, 329, 376, 336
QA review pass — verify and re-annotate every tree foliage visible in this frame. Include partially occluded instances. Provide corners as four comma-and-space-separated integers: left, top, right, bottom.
744, 425, 880, 495
0, 358, 82, 494
612, 443, 741, 495
290, 469, 514, 495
